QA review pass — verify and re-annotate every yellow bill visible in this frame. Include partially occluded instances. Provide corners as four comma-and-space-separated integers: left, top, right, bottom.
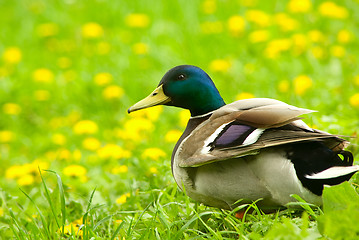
128, 85, 170, 113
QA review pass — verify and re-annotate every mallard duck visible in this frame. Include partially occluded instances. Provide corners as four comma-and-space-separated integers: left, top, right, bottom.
128, 65, 359, 210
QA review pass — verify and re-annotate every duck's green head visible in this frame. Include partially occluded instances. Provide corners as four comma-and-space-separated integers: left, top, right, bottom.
128, 65, 225, 116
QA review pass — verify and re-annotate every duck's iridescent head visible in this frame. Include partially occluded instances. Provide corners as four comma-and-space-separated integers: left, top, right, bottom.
128, 65, 225, 116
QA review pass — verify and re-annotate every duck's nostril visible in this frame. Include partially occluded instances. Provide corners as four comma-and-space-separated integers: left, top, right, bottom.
152, 92, 158, 96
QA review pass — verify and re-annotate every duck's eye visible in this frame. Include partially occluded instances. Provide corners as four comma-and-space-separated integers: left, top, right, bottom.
177, 74, 186, 80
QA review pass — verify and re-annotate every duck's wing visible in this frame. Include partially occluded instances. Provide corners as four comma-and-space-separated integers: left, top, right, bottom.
178, 98, 347, 167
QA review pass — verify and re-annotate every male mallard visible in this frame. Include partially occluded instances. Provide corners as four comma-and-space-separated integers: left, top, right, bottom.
128, 65, 359, 210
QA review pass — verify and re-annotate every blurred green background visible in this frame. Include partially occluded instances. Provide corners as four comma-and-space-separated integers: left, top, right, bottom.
1, 0, 359, 238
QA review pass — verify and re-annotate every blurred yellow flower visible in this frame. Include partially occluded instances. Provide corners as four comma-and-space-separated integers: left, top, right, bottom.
200, 21, 223, 34
129, 106, 163, 122
17, 174, 35, 186
227, 15, 245, 36
246, 10, 271, 27
6, 165, 26, 179
293, 75, 312, 95
0, 207, 3, 217
274, 13, 299, 32
248, 30, 270, 43
201, 0, 217, 14
349, 93, 359, 107
52, 133, 66, 146
57, 57, 72, 69
117, 117, 154, 141
165, 129, 182, 143
34, 90, 51, 101
265, 38, 292, 59
2, 47, 22, 64
330, 45, 346, 58
236, 92, 255, 100
63, 165, 87, 177
0, 130, 14, 143
278, 80, 290, 93
292, 34, 308, 55
97, 41, 111, 55
318, 2, 348, 19
102, 85, 124, 99
73, 120, 98, 135
36, 23, 59, 37
149, 167, 158, 175
111, 165, 128, 174
337, 30, 352, 44
132, 42, 148, 55
310, 46, 325, 59
308, 30, 325, 43
6, 160, 49, 181
82, 22, 104, 38
82, 137, 101, 151
59, 219, 83, 237
125, 13, 150, 28
3, 103, 21, 115
116, 193, 130, 204
287, 0, 312, 13
141, 148, 166, 160
73, 149, 82, 161
179, 110, 190, 127
209, 59, 231, 73
32, 68, 54, 83
353, 75, 359, 86
97, 144, 132, 159
56, 148, 72, 161
94, 72, 113, 86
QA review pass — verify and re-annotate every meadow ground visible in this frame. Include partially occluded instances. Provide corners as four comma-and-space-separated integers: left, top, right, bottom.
1, 0, 359, 239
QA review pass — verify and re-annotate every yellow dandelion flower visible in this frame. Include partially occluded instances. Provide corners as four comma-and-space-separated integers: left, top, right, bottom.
56, 148, 72, 161
278, 80, 290, 93
165, 129, 182, 143
310, 46, 325, 59
116, 193, 130, 204
200, 21, 223, 34
209, 59, 231, 73
17, 174, 35, 186
57, 57, 72, 69
125, 117, 154, 133
248, 30, 270, 43
63, 165, 87, 177
330, 45, 346, 58
353, 75, 359, 86
287, 0, 312, 13
97, 144, 132, 159
227, 15, 245, 36
3, 103, 21, 115
2, 47, 22, 64
265, 38, 292, 59
82, 22, 104, 39
201, 0, 217, 14
32, 68, 54, 83
6, 165, 26, 179
236, 92, 255, 100
129, 106, 163, 121
132, 42, 148, 55
59, 219, 83, 236
96, 41, 111, 55
52, 133, 66, 146
125, 13, 150, 28
73, 149, 82, 161
292, 34, 308, 55
149, 167, 158, 175
179, 110, 190, 127
274, 13, 299, 32
293, 75, 312, 95
103, 85, 124, 100
82, 137, 101, 151
34, 90, 50, 101
73, 120, 98, 135
337, 30, 352, 44
141, 148, 166, 161
349, 93, 359, 107
318, 2, 349, 19
0, 130, 14, 143
94, 72, 113, 86
308, 30, 325, 43
111, 165, 128, 174
0, 207, 3, 217
36, 23, 59, 37
246, 10, 271, 27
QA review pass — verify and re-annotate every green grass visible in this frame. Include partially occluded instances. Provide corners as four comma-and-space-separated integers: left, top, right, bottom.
1, 0, 359, 239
